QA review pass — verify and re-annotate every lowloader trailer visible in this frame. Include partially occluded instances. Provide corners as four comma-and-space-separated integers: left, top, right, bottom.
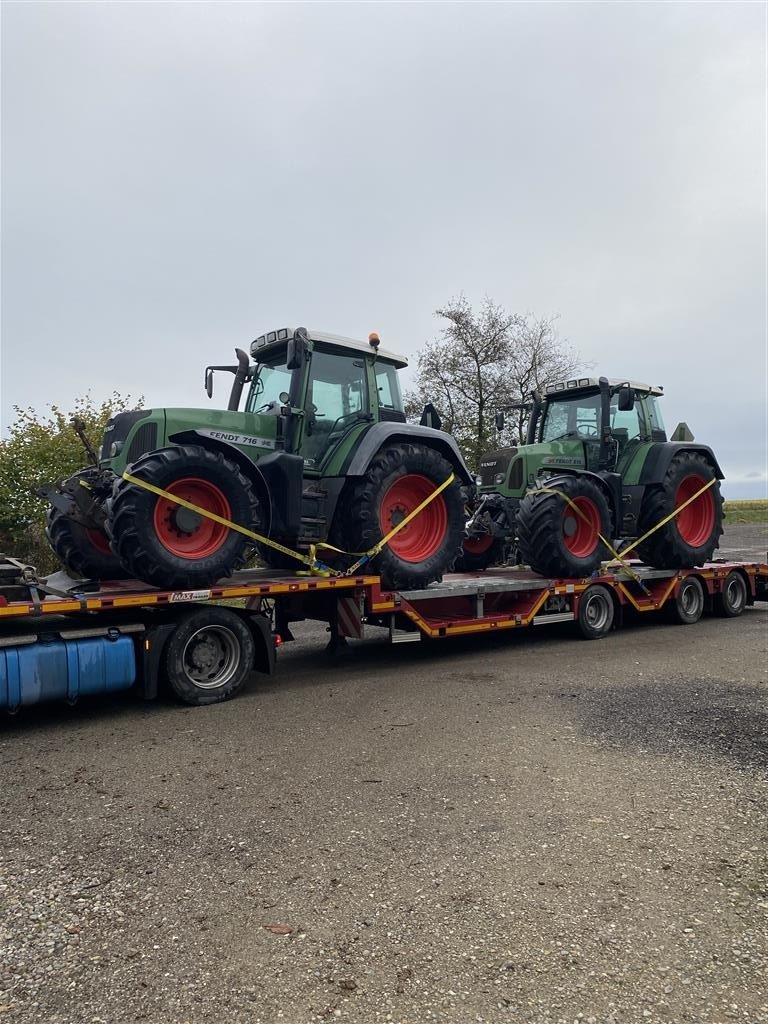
0, 556, 766, 712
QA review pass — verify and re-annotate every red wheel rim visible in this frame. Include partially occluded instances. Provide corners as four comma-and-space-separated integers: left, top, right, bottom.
379, 474, 448, 563
85, 528, 112, 556
562, 496, 601, 557
676, 474, 714, 546
463, 534, 494, 555
153, 477, 232, 559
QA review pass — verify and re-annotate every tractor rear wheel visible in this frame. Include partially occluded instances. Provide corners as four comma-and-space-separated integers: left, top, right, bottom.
107, 445, 262, 589
338, 442, 465, 590
516, 476, 611, 578
47, 505, 127, 580
635, 453, 723, 569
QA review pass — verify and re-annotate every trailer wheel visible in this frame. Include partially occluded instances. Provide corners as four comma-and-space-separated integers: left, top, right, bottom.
714, 570, 747, 618
163, 607, 255, 705
576, 584, 615, 639
667, 576, 705, 625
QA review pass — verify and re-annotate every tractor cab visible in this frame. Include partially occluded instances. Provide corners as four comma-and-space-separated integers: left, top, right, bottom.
243, 328, 408, 470
534, 377, 667, 474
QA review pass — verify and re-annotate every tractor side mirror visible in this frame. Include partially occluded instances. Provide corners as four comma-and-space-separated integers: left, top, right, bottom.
495, 410, 505, 431
286, 338, 301, 370
420, 403, 442, 431
287, 328, 310, 370
618, 385, 635, 412
205, 368, 214, 399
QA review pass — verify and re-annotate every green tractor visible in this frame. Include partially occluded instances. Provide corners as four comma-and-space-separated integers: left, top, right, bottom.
46, 328, 472, 590
461, 376, 725, 577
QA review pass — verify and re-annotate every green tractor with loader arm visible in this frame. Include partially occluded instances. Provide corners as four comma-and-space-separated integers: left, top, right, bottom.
45, 333, 725, 592
45, 328, 472, 591
460, 375, 724, 577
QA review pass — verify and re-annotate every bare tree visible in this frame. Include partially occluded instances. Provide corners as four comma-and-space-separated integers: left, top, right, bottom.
405, 296, 585, 469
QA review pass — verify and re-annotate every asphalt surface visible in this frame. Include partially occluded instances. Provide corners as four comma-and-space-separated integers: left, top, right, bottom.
1, 523, 766, 1024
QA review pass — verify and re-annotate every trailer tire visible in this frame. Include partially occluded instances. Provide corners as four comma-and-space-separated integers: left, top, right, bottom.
636, 453, 723, 569
47, 506, 128, 580
576, 584, 615, 639
163, 607, 255, 705
517, 476, 611, 578
339, 442, 465, 590
714, 570, 747, 618
667, 575, 705, 625
107, 445, 263, 589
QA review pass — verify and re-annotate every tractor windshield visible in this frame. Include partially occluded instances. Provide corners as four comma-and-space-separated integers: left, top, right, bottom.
247, 353, 293, 413
541, 394, 602, 441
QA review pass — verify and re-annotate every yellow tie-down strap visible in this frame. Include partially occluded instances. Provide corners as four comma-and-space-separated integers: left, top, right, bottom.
530, 476, 717, 590
122, 470, 455, 578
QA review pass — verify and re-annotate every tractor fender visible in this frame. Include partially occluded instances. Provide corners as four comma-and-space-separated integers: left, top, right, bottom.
342, 423, 474, 484
167, 430, 304, 537
534, 470, 622, 531
638, 443, 724, 484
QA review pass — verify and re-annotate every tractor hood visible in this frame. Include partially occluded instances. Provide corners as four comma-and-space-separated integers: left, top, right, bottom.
100, 406, 282, 474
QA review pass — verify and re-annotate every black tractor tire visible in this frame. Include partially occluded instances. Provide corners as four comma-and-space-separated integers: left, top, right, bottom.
454, 536, 505, 572
107, 445, 262, 589
666, 575, 705, 625
714, 570, 748, 618
516, 476, 612, 578
46, 505, 128, 580
635, 453, 723, 569
163, 606, 255, 705
336, 442, 465, 591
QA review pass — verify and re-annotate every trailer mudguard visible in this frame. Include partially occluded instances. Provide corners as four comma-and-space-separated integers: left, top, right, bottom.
342, 422, 474, 484
248, 612, 276, 676
639, 443, 724, 483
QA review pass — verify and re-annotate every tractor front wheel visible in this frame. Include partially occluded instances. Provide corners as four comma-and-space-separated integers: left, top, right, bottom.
339, 443, 465, 590
635, 453, 723, 569
47, 505, 127, 580
454, 535, 505, 572
516, 476, 611, 578
107, 445, 262, 589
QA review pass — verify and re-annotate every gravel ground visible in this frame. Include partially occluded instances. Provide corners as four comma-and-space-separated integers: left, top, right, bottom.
0, 523, 766, 1024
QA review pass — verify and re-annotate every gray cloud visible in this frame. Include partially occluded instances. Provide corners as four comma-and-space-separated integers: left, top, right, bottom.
2, 1, 765, 496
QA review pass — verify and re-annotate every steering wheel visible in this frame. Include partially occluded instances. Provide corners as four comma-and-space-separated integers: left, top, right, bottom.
577, 422, 599, 437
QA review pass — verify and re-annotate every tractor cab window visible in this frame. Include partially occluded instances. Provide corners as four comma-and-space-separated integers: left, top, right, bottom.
646, 396, 666, 439
375, 363, 404, 413
609, 394, 645, 452
541, 394, 602, 442
247, 355, 293, 414
302, 348, 368, 466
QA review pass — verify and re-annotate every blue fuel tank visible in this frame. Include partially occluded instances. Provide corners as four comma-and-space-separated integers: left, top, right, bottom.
0, 633, 137, 711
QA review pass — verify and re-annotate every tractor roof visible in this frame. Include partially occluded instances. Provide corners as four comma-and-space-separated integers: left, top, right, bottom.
544, 377, 664, 398
251, 328, 408, 368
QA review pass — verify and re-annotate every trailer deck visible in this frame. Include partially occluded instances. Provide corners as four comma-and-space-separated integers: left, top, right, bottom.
0, 558, 765, 711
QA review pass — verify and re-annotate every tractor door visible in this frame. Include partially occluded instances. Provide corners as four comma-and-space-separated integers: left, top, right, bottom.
608, 393, 647, 472
300, 348, 369, 470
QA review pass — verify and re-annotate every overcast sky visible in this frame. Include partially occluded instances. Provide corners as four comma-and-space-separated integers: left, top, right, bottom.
2, 1, 765, 497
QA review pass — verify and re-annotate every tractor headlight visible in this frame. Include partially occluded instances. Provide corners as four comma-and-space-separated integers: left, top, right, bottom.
110, 441, 124, 458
